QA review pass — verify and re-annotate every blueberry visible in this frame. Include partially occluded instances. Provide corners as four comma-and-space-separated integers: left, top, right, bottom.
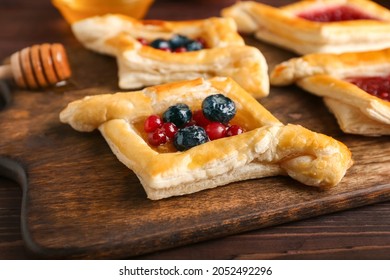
162, 103, 192, 127
202, 94, 236, 124
185, 40, 203, 51
169, 34, 191, 49
174, 125, 209, 151
150, 38, 171, 50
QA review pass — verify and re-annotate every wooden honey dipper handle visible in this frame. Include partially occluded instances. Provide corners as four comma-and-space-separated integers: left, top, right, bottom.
0, 64, 13, 79
0, 43, 72, 89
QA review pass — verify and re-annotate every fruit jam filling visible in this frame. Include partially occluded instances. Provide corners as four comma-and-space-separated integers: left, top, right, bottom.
141, 94, 245, 152
137, 34, 207, 52
297, 5, 378, 22
346, 75, 390, 102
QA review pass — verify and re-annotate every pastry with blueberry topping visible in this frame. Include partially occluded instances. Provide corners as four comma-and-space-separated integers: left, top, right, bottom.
71, 15, 269, 98
60, 77, 352, 200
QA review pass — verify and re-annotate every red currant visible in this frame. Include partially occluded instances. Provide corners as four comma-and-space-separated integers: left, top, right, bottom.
162, 122, 178, 139
148, 128, 168, 146
137, 37, 149, 45
226, 125, 244, 136
185, 120, 197, 127
298, 6, 375, 22
205, 122, 227, 140
192, 109, 211, 127
196, 37, 207, 48
144, 115, 163, 133
173, 47, 187, 53
379, 92, 389, 100
159, 47, 172, 52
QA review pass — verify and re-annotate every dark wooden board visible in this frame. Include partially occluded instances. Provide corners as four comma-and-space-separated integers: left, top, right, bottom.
0, 37, 389, 259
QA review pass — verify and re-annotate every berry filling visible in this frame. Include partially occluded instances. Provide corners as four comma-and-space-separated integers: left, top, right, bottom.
192, 109, 211, 127
163, 103, 192, 127
297, 5, 378, 22
137, 34, 207, 52
174, 126, 208, 151
144, 115, 163, 133
148, 128, 168, 146
205, 122, 227, 140
345, 75, 390, 102
226, 125, 244, 137
161, 122, 178, 139
141, 94, 245, 151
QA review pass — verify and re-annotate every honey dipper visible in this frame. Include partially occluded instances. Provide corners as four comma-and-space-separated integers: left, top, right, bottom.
0, 43, 71, 89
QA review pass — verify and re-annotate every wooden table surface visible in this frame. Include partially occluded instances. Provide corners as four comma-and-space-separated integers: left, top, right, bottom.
0, 0, 389, 260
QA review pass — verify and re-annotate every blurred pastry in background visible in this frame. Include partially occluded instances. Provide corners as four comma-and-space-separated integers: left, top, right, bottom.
71, 15, 270, 98
222, 0, 390, 55
270, 49, 390, 136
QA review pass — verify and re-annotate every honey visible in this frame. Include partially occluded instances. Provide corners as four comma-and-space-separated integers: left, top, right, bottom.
52, 0, 154, 24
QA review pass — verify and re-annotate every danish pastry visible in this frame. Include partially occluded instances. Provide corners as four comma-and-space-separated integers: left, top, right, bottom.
222, 0, 390, 55
71, 14, 269, 98
270, 48, 390, 136
60, 77, 352, 200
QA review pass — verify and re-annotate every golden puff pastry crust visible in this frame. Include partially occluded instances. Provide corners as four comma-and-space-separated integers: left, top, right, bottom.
71, 14, 269, 98
270, 49, 390, 136
60, 77, 352, 200
221, 0, 390, 55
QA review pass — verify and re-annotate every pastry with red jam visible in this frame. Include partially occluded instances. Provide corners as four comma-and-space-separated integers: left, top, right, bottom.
270, 49, 390, 136
222, 0, 390, 54
60, 77, 352, 200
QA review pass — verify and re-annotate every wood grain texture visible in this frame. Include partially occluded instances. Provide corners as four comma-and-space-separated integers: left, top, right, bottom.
1, 177, 390, 260
0, 0, 389, 260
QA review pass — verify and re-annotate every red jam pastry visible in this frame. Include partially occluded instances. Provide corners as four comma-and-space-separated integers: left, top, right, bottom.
346, 76, 390, 102
270, 49, 390, 136
60, 77, 352, 200
298, 5, 378, 22
222, 0, 390, 54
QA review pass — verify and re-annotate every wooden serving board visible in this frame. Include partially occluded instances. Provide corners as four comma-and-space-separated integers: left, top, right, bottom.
0, 38, 389, 259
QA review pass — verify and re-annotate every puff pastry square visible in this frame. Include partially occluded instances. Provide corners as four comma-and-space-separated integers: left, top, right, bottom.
71, 14, 269, 98
270, 48, 390, 136
222, 0, 390, 55
60, 77, 352, 200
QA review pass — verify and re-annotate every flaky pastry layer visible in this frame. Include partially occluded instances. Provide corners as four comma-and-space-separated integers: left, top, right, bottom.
71, 14, 269, 98
270, 49, 390, 136
222, 0, 390, 55
60, 77, 352, 200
